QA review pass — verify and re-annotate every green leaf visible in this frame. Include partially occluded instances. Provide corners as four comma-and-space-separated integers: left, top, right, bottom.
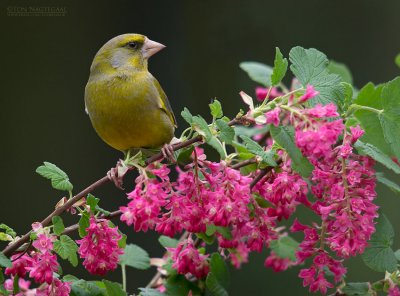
0, 252, 12, 268
63, 274, 79, 282
353, 83, 387, 151
342, 282, 370, 296
216, 119, 235, 144
70, 279, 106, 296
376, 173, 400, 194
78, 213, 90, 238
36, 161, 73, 192
254, 194, 270, 208
206, 272, 229, 296
354, 141, 400, 174
102, 280, 126, 296
209, 99, 223, 119
239, 135, 277, 166
271, 47, 288, 86
177, 146, 194, 165
118, 233, 127, 249
0, 233, 12, 241
192, 115, 212, 141
165, 274, 202, 296
209, 253, 229, 289
86, 194, 99, 212
395, 249, 400, 261
52, 216, 65, 236
207, 136, 226, 158
0, 269, 4, 284
206, 224, 217, 236
380, 77, 400, 160
138, 288, 165, 296
53, 235, 79, 267
0, 224, 16, 238
342, 82, 354, 111
269, 236, 299, 261
270, 125, 313, 177
239, 62, 273, 86
119, 244, 150, 270
289, 46, 344, 107
13, 274, 19, 294
196, 232, 215, 245
215, 226, 232, 240
362, 213, 397, 272
328, 60, 353, 84
158, 235, 179, 248
395, 53, 400, 68
181, 107, 193, 125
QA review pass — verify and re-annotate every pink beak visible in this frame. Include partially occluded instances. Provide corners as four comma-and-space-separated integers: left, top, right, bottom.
142, 38, 166, 59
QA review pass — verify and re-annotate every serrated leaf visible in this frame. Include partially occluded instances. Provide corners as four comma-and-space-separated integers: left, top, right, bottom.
270, 125, 313, 177
362, 213, 397, 272
342, 82, 354, 111
209, 99, 223, 119
376, 173, 400, 195
86, 194, 99, 212
138, 288, 165, 296
192, 115, 212, 141
354, 141, 400, 174
103, 280, 126, 296
269, 236, 299, 261
78, 213, 90, 238
239, 62, 273, 86
380, 77, 400, 160
159, 236, 179, 248
289, 47, 344, 107
53, 235, 79, 267
328, 60, 353, 84
207, 136, 226, 158
240, 135, 277, 166
206, 272, 229, 296
216, 119, 235, 144
209, 253, 229, 289
36, 162, 73, 192
271, 47, 288, 86
70, 279, 106, 296
119, 244, 150, 270
52, 216, 65, 236
0, 252, 12, 268
181, 107, 193, 125
342, 282, 370, 296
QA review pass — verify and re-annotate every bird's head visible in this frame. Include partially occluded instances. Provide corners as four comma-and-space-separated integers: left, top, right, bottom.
90, 33, 165, 74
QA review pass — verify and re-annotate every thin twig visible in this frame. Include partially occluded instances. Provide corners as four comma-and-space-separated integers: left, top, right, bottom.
231, 157, 258, 169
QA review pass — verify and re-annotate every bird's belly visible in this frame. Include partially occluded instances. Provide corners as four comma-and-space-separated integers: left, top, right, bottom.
86, 87, 174, 151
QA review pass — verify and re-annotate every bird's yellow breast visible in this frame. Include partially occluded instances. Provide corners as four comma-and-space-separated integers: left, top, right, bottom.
85, 71, 174, 151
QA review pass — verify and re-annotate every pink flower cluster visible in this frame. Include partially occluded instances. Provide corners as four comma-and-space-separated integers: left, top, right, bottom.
4, 224, 71, 295
77, 217, 124, 275
167, 237, 209, 278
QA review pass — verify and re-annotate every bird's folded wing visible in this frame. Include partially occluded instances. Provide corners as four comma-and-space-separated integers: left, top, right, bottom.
151, 76, 177, 128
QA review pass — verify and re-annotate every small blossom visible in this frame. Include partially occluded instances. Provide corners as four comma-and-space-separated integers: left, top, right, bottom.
264, 252, 293, 272
256, 87, 284, 101
27, 252, 59, 284
5, 253, 34, 277
77, 217, 124, 275
167, 237, 209, 278
298, 85, 319, 103
265, 108, 281, 126
350, 125, 364, 143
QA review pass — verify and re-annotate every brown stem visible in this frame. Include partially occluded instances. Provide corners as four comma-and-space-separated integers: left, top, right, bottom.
231, 158, 258, 169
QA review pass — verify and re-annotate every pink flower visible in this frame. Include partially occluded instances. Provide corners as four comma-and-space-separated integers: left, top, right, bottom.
4, 277, 31, 292
27, 252, 59, 284
389, 286, 400, 296
5, 253, 34, 277
265, 108, 281, 126
38, 279, 71, 296
264, 252, 292, 272
298, 85, 319, 103
77, 217, 124, 275
303, 103, 339, 118
256, 87, 284, 101
350, 125, 364, 143
168, 237, 209, 278
33, 233, 56, 253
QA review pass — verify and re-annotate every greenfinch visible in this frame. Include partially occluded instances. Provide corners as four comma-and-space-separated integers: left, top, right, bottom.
85, 34, 177, 157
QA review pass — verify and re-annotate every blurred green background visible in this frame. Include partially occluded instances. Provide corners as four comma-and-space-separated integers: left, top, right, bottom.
1, 0, 400, 295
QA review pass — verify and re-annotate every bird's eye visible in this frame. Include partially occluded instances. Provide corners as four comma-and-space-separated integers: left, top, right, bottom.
127, 41, 137, 49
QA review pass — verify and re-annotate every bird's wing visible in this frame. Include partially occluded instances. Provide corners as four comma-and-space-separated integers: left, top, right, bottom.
151, 76, 177, 128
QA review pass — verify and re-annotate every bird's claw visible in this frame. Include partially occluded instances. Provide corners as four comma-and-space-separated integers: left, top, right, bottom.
107, 161, 126, 190
161, 144, 176, 163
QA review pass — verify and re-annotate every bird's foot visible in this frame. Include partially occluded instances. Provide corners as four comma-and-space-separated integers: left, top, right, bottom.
107, 160, 128, 190
161, 143, 176, 163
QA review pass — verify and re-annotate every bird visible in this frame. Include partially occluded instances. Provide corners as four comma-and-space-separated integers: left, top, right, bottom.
85, 33, 177, 188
